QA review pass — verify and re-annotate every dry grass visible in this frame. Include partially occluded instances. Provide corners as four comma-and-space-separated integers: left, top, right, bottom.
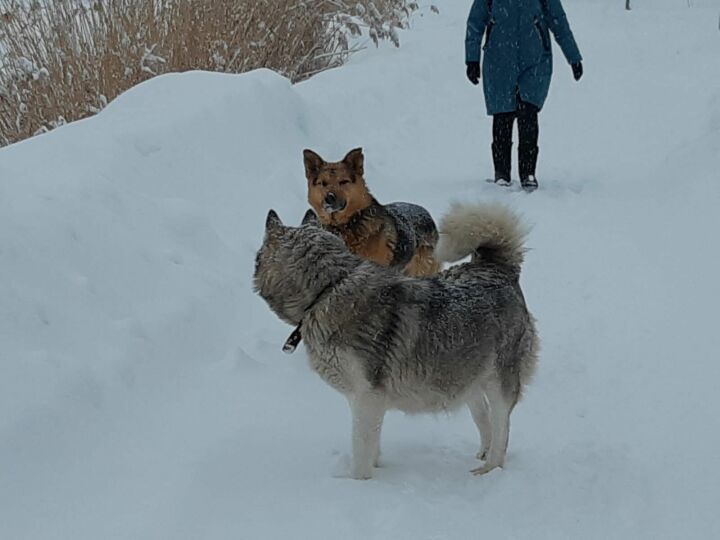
0, 0, 419, 147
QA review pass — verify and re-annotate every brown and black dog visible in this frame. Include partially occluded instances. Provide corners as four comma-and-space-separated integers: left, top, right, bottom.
302, 148, 439, 277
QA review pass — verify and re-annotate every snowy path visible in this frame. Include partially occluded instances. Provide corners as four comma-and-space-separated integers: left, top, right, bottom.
1, 1, 719, 538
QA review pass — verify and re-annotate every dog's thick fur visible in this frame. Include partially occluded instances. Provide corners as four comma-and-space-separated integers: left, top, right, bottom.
303, 148, 439, 277
254, 202, 539, 479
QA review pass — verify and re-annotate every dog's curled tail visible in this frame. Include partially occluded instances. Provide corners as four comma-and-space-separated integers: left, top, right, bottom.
435, 202, 529, 269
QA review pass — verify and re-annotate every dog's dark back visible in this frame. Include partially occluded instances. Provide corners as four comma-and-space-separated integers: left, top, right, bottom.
385, 202, 439, 267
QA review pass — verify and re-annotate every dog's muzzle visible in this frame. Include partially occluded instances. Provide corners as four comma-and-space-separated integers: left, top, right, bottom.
323, 192, 347, 214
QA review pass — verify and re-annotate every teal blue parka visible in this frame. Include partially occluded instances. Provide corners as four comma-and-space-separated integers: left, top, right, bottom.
466, 0, 582, 115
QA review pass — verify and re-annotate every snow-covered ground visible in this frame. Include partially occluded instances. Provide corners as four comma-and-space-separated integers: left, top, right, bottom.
1, 1, 719, 538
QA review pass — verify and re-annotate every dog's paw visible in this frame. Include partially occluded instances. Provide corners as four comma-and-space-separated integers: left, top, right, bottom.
351, 468, 373, 480
470, 462, 502, 476
351, 456, 374, 479
332, 454, 375, 479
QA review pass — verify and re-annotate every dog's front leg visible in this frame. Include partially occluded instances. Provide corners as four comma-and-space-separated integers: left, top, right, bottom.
373, 413, 385, 468
349, 392, 385, 480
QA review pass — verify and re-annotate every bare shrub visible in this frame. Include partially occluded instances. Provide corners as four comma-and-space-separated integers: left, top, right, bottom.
0, 0, 420, 147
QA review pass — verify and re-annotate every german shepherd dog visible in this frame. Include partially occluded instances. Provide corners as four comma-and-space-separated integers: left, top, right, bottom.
303, 148, 439, 277
254, 202, 539, 479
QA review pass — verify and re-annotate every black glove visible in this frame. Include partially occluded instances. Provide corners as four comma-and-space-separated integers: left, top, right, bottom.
466, 61, 480, 85
572, 62, 583, 81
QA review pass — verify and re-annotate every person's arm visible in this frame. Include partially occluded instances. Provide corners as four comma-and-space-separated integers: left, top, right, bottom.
545, 0, 582, 66
466, 0, 490, 64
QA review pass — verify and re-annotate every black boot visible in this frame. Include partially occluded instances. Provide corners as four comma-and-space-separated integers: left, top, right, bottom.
492, 142, 512, 186
519, 144, 539, 192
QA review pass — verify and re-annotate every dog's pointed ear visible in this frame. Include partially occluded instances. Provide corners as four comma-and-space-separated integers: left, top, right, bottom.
301, 208, 320, 227
303, 149, 324, 184
265, 209, 283, 236
342, 147, 364, 180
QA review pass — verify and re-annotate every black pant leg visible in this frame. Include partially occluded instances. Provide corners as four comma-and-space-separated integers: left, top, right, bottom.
491, 112, 515, 181
516, 100, 540, 180
492, 112, 515, 146
516, 100, 539, 149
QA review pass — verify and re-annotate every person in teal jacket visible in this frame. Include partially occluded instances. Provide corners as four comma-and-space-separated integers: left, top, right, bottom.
465, 0, 583, 191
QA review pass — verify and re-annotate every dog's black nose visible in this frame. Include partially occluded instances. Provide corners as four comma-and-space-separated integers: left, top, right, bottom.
324, 192, 336, 205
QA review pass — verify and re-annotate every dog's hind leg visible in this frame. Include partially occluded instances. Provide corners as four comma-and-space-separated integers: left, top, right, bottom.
373, 415, 385, 468
468, 392, 492, 461
470, 380, 517, 475
348, 392, 386, 479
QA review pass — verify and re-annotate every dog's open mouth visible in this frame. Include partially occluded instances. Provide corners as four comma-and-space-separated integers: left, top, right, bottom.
323, 200, 347, 214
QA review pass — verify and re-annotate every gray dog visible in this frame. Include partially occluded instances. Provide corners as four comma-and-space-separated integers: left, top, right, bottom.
254, 202, 539, 479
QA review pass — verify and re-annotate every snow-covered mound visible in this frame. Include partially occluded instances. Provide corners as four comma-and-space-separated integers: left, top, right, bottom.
1, 1, 719, 538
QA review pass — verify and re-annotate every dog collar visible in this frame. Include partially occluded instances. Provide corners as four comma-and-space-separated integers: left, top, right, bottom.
282, 325, 303, 354
281, 279, 341, 354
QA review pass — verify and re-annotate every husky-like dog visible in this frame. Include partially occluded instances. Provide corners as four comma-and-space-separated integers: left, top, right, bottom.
303, 148, 439, 277
253, 202, 539, 479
